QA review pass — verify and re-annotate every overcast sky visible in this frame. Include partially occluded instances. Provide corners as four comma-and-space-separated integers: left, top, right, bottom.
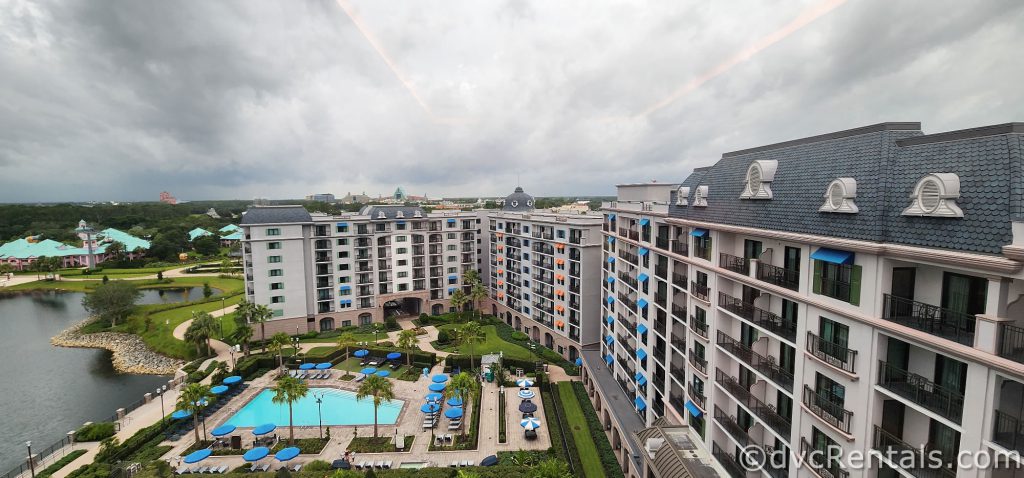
1, 0, 1022, 203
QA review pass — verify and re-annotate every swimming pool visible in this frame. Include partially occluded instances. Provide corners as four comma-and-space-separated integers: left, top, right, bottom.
223, 388, 404, 427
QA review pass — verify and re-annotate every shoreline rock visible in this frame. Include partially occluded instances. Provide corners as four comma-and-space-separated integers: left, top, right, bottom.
51, 319, 184, 375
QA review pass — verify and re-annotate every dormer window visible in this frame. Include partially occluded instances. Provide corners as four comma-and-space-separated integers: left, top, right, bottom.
902, 173, 963, 218
693, 186, 708, 207
675, 186, 690, 206
739, 160, 777, 199
414, 210, 423, 218
377, 211, 386, 219
510, 200, 519, 208
396, 211, 405, 219
819, 178, 859, 214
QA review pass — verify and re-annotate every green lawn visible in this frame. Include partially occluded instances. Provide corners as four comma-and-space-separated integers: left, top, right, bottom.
556, 382, 605, 478
435, 324, 535, 361
120, 293, 245, 359
5, 275, 242, 293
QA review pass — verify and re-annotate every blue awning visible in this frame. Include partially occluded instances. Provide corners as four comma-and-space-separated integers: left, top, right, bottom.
635, 371, 646, 383
397, 220, 405, 225
608, 237, 616, 244
637, 298, 648, 308
339, 285, 351, 290
640, 219, 650, 226
607, 257, 615, 263
607, 276, 615, 283
605, 355, 613, 365
811, 247, 854, 265
605, 335, 614, 345
606, 296, 615, 304
636, 348, 647, 360
448, 275, 458, 280
448, 288, 456, 293
691, 228, 709, 237
606, 315, 614, 325
336, 222, 348, 227
685, 400, 703, 418
447, 218, 456, 223
636, 323, 648, 334
608, 214, 616, 220
639, 247, 649, 256
634, 397, 647, 411
637, 273, 649, 282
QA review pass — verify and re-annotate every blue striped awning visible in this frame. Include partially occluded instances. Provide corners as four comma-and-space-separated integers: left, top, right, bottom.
811, 247, 854, 265
606, 315, 614, 325
636, 323, 648, 334
605, 335, 614, 345
607, 257, 615, 263
635, 371, 646, 384
690, 228, 709, 237
637, 273, 649, 282
339, 299, 352, 305
607, 276, 615, 283
447, 218, 457, 223
685, 400, 703, 418
339, 285, 351, 290
606, 296, 615, 304
638, 247, 649, 256
636, 348, 647, 360
608, 214, 616, 220
640, 219, 650, 226
634, 397, 647, 411
637, 298, 648, 308
605, 355, 613, 365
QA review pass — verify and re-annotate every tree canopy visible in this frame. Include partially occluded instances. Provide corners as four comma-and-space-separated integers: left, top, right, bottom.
81, 281, 142, 326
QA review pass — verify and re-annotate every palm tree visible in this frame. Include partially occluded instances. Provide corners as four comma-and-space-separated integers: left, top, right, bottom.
177, 383, 213, 445
233, 324, 254, 356
269, 332, 290, 368
469, 282, 487, 319
251, 304, 273, 351
458, 321, 484, 372
191, 311, 218, 356
234, 299, 255, 329
449, 289, 469, 316
446, 372, 479, 439
271, 375, 309, 444
530, 459, 571, 478
396, 329, 419, 367
355, 375, 394, 438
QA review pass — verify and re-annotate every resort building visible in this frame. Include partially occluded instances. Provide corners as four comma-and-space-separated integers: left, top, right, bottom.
580, 122, 1024, 478
0, 221, 150, 270
240, 205, 481, 339
480, 187, 606, 363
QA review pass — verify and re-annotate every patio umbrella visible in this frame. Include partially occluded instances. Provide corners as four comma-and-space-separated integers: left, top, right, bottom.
517, 389, 536, 399
446, 397, 463, 407
252, 423, 276, 436
223, 376, 242, 385
386, 352, 402, 361
183, 449, 212, 464
274, 447, 301, 462
210, 385, 229, 395
519, 402, 538, 413
360, 367, 377, 375
432, 374, 449, 383
243, 447, 270, 462
171, 410, 192, 420
425, 393, 443, 402
420, 403, 440, 414
428, 383, 446, 392
516, 378, 534, 388
480, 455, 498, 467
375, 370, 390, 377
575, 358, 583, 366
299, 363, 315, 370
444, 407, 464, 419
316, 362, 332, 370
520, 417, 542, 430
211, 425, 236, 437
353, 349, 369, 358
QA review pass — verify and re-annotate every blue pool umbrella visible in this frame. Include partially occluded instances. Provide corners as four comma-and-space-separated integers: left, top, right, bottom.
519, 402, 538, 413
210, 385, 229, 395
425, 393, 443, 402
183, 449, 212, 464
171, 410, 192, 420
421, 402, 440, 413
386, 352, 402, 360
429, 383, 446, 392
375, 370, 390, 377
252, 423, 276, 436
299, 363, 315, 370
575, 358, 583, 366
445, 407, 464, 419
243, 447, 270, 462
432, 374, 449, 383
222, 376, 242, 385
516, 378, 534, 388
360, 367, 377, 375
518, 389, 536, 399
211, 424, 236, 437
520, 417, 542, 430
274, 447, 301, 462
316, 362, 332, 370
353, 349, 369, 358
446, 397, 463, 407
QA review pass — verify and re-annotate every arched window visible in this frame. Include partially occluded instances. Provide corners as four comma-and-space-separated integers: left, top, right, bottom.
358, 313, 373, 326
739, 160, 777, 199
902, 173, 963, 218
319, 317, 335, 332
675, 186, 690, 206
819, 178, 859, 213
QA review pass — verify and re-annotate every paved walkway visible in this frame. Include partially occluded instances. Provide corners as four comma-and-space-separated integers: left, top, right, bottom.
172, 304, 241, 380
0, 274, 45, 288
57, 264, 229, 282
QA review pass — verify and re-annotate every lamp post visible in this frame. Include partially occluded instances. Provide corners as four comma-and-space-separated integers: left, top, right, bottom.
156, 386, 167, 425
26, 441, 34, 478
313, 392, 325, 440
292, 336, 300, 363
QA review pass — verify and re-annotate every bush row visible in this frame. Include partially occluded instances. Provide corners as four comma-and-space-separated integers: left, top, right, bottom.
572, 381, 625, 478
74, 422, 117, 442
544, 379, 581, 476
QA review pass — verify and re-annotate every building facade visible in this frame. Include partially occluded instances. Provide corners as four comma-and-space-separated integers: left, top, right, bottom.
581, 122, 1024, 478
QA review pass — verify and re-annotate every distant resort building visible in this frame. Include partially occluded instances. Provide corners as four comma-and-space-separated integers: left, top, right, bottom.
338, 192, 372, 204
188, 228, 214, 241
0, 220, 150, 270
218, 224, 243, 245
159, 191, 177, 205
305, 193, 336, 203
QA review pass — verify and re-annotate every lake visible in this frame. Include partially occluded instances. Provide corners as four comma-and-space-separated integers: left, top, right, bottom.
0, 288, 207, 472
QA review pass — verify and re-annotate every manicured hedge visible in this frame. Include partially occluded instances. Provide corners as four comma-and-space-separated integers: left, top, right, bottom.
75, 422, 117, 442
572, 381, 624, 478
544, 377, 580, 476
36, 449, 87, 478
345, 346, 436, 365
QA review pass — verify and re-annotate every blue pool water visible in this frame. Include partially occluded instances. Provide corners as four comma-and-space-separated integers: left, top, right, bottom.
223, 388, 404, 427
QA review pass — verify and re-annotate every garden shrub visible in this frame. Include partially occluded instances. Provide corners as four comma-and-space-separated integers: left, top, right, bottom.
510, 331, 529, 341
436, 329, 452, 345
302, 461, 331, 472
75, 422, 117, 442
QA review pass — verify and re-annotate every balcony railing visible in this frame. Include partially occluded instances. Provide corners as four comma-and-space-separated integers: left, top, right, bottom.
712, 442, 748, 478
720, 253, 749, 274
806, 332, 857, 374
877, 360, 964, 423
718, 292, 797, 342
872, 426, 956, 478
617, 293, 638, 311
670, 239, 688, 256
672, 273, 687, 290
691, 281, 710, 302
756, 262, 800, 291
993, 410, 1024, 454
687, 383, 706, 410
999, 323, 1024, 364
802, 386, 853, 434
688, 349, 707, 375
693, 243, 711, 261
715, 368, 791, 437
820, 276, 852, 303
670, 333, 686, 351
617, 272, 639, 290
690, 315, 709, 339
716, 331, 794, 392
714, 405, 750, 446
882, 294, 976, 346
671, 304, 687, 321
800, 438, 849, 478
655, 264, 668, 279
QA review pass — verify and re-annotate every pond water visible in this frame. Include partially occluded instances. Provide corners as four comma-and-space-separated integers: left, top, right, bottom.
0, 288, 209, 471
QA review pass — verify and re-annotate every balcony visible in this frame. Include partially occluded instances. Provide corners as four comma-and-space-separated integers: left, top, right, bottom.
617, 272, 639, 290
617, 293, 638, 311
720, 253, 749, 275
687, 383, 706, 410
618, 227, 639, 241
688, 349, 707, 376
882, 294, 976, 346
655, 292, 667, 308
690, 315, 709, 340
800, 438, 849, 478
670, 239, 688, 256
654, 264, 668, 279
617, 316, 637, 334
806, 332, 857, 374
999, 324, 1024, 364
620, 251, 639, 265
671, 304, 687, 321
872, 426, 956, 478
877, 360, 964, 423
993, 410, 1024, 454
714, 405, 751, 446
712, 442, 747, 478
672, 273, 687, 290
716, 368, 791, 437
716, 331, 794, 392
693, 243, 711, 261
756, 262, 800, 291
691, 281, 709, 302
718, 292, 797, 342
802, 386, 853, 435
670, 333, 686, 351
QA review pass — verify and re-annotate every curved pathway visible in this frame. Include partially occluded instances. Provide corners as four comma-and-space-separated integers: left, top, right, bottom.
57, 263, 231, 282
171, 304, 239, 383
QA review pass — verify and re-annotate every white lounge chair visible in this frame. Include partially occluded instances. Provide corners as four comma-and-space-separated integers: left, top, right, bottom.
383, 461, 392, 469
450, 461, 458, 468
376, 461, 385, 469
462, 460, 471, 467
291, 464, 302, 472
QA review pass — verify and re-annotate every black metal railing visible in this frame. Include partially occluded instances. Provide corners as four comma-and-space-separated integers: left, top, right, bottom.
1000, 323, 1024, 364
0, 435, 74, 478
672, 273, 688, 290
691, 281, 709, 302
694, 243, 712, 261
687, 383, 706, 410
688, 349, 707, 375
820, 276, 852, 303
877, 360, 964, 423
720, 253, 749, 274
690, 315, 709, 340
712, 442, 748, 478
715, 368, 791, 437
802, 385, 853, 434
714, 405, 750, 446
718, 292, 798, 342
882, 294, 976, 346
806, 332, 857, 374
993, 410, 1024, 454
756, 262, 800, 291
800, 438, 849, 478
717, 331, 794, 392
670, 239, 688, 256
872, 426, 956, 478
655, 265, 668, 279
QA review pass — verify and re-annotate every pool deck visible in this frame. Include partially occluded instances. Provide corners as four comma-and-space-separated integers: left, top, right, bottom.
160, 363, 551, 470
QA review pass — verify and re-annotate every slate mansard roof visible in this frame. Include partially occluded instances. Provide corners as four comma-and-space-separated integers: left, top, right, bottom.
668, 122, 1024, 255
240, 206, 313, 225
360, 205, 427, 220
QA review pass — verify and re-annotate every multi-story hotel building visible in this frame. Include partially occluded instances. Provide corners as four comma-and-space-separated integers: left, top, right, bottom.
480, 187, 605, 362
240, 205, 480, 337
581, 122, 1024, 478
